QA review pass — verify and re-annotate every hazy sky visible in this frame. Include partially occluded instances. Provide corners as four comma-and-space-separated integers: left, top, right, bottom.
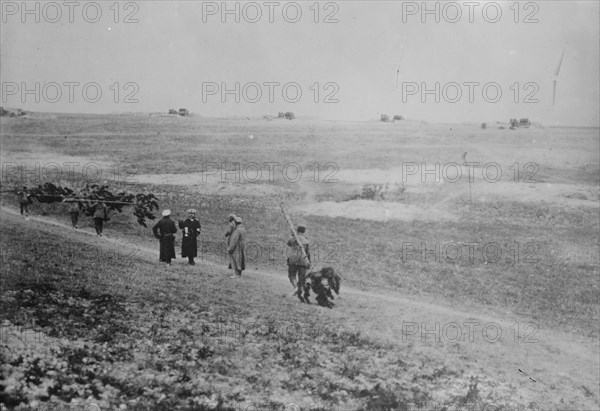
1, 1, 599, 125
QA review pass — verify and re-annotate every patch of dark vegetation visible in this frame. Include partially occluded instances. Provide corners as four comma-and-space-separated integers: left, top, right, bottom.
345, 183, 406, 202
4, 285, 130, 344
1, 204, 585, 410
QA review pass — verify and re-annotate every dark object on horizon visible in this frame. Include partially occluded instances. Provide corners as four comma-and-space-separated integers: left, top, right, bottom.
519, 118, 531, 128
481, 123, 487, 129
168, 108, 190, 116
508, 118, 531, 129
278, 112, 295, 120
381, 114, 404, 123
0, 107, 27, 117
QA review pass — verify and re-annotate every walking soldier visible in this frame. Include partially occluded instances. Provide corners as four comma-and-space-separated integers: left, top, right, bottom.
179, 209, 201, 265
93, 202, 108, 236
69, 202, 81, 228
17, 186, 32, 216
287, 225, 311, 301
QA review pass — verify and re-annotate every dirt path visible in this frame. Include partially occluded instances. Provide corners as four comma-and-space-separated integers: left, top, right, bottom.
2, 206, 598, 409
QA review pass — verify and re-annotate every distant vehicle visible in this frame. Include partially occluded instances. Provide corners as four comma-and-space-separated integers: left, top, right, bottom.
277, 111, 295, 120
178, 108, 190, 116
381, 114, 404, 122
519, 118, 531, 128
0, 107, 27, 117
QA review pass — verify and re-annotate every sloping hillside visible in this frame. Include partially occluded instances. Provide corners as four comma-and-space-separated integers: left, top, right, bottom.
1, 207, 598, 410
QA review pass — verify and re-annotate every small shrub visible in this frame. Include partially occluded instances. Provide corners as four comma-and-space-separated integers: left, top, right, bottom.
345, 184, 405, 202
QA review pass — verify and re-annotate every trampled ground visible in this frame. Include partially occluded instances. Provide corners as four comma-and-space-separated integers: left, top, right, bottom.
1, 114, 598, 409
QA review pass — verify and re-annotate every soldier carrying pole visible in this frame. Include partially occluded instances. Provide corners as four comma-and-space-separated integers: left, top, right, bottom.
280, 202, 311, 301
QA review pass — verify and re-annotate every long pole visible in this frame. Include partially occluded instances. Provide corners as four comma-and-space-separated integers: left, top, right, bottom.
62, 198, 136, 205
462, 152, 472, 206
280, 202, 309, 266
469, 181, 472, 205
0, 190, 138, 205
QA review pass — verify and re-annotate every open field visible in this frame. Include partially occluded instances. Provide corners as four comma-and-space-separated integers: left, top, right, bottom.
1, 114, 599, 410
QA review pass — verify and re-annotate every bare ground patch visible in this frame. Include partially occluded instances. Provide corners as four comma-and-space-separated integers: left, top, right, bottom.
293, 200, 458, 222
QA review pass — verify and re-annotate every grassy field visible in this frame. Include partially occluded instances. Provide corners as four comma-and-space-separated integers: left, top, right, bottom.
1, 114, 599, 409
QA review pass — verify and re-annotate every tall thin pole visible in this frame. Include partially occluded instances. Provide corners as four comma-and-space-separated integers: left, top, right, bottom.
462, 152, 472, 206
279, 202, 309, 266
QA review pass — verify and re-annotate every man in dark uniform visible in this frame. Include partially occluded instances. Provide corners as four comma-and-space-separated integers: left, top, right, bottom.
287, 225, 311, 301
69, 201, 81, 228
17, 186, 32, 216
93, 202, 108, 236
153, 209, 177, 266
178, 209, 201, 265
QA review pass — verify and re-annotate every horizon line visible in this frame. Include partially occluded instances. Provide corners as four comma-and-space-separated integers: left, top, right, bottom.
1, 109, 598, 129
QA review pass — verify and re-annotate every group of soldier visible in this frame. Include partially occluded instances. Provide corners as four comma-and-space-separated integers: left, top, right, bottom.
151, 208, 311, 299
151, 210, 247, 278
17, 187, 109, 236
16, 188, 311, 300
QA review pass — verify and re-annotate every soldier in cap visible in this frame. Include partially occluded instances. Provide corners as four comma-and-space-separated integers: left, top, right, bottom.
153, 209, 177, 266
287, 225, 311, 301
17, 186, 32, 217
225, 213, 236, 268
69, 201, 81, 229
93, 201, 108, 236
227, 216, 246, 277
225, 213, 237, 244
179, 209, 201, 265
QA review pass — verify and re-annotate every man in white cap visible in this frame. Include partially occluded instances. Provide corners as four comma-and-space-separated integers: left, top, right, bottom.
178, 209, 201, 265
152, 209, 177, 266
227, 215, 246, 277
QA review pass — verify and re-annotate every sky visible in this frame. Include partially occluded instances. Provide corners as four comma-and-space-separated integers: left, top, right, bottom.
1, 1, 599, 125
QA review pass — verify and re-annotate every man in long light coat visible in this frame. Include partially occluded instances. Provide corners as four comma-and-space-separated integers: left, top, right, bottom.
225, 213, 236, 268
227, 216, 246, 277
